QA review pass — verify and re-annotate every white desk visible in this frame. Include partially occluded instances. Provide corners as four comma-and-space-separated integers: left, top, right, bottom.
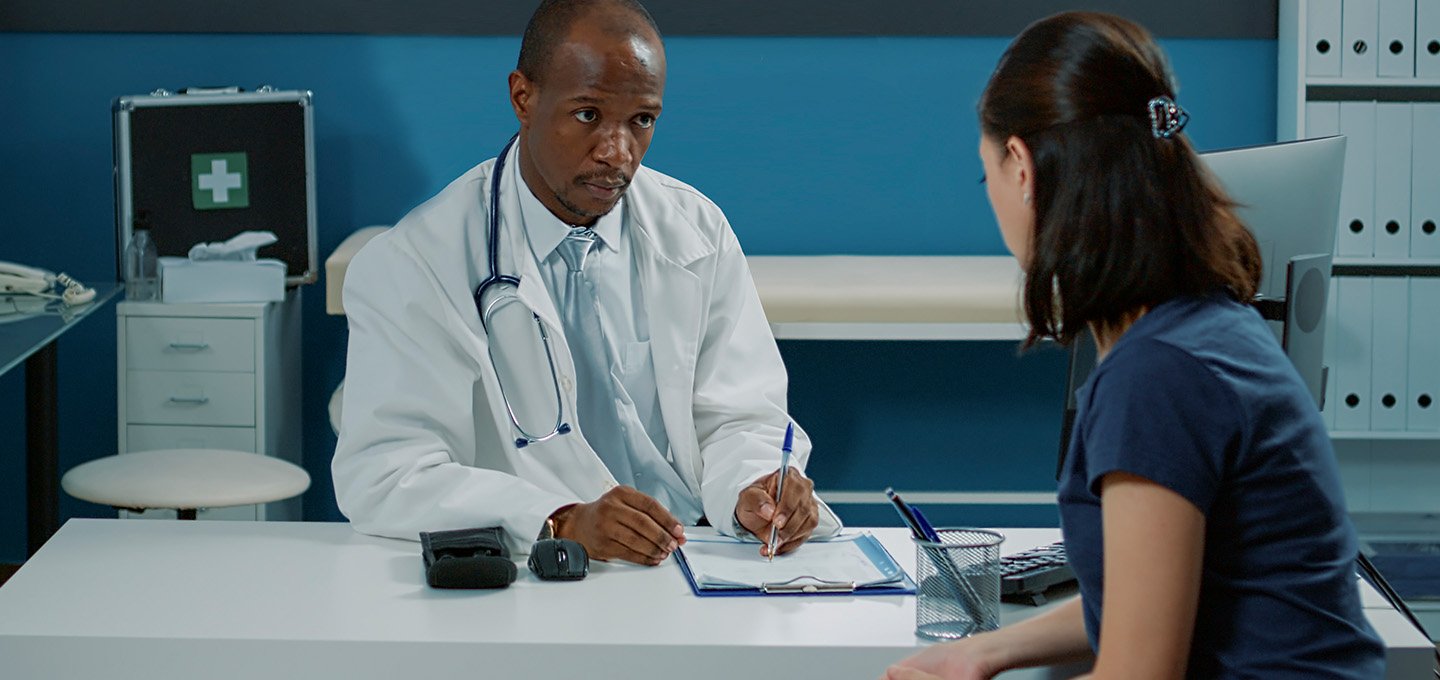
0, 520, 1431, 679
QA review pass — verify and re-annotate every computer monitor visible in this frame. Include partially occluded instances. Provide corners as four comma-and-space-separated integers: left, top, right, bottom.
1056, 136, 1347, 476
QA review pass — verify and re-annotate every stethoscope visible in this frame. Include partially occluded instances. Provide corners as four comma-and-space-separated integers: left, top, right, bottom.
474, 134, 573, 448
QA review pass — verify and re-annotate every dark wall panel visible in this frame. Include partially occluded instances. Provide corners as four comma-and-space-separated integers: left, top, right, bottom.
2, 1, 1277, 38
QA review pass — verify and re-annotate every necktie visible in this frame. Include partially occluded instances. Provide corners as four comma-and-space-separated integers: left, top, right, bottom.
555, 229, 634, 481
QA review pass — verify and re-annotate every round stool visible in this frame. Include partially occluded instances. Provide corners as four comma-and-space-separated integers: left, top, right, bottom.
62, 449, 310, 519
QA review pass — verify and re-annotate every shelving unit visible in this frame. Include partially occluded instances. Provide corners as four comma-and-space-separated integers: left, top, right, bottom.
1331, 430, 1440, 440
1279, 0, 1440, 516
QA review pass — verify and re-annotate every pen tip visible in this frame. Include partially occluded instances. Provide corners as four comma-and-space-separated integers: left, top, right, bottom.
782, 422, 794, 452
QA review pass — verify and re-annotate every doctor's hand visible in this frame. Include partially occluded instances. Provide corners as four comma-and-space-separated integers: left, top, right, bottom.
554, 486, 686, 566
735, 468, 818, 557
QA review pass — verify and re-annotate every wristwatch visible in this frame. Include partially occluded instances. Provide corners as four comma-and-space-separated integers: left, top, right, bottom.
538, 515, 559, 541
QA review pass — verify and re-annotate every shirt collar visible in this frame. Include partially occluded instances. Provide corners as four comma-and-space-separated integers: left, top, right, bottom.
515, 155, 624, 262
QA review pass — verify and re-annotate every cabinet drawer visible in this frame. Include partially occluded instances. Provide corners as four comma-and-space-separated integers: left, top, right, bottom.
126, 316, 255, 372
126, 370, 255, 426
126, 425, 256, 453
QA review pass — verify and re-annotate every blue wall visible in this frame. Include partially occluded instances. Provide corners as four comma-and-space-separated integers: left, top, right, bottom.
0, 32, 1276, 562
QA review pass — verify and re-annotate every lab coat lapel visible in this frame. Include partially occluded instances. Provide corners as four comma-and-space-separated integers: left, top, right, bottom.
488, 147, 616, 494
513, 250, 562, 335
485, 149, 562, 336
627, 173, 714, 491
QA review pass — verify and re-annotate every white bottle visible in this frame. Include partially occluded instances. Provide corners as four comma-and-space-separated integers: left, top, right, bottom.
124, 229, 159, 301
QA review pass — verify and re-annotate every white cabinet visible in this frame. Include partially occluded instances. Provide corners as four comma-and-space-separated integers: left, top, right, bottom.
116, 290, 303, 521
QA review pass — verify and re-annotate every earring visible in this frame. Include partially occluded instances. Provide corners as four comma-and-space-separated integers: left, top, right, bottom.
1022, 192, 1031, 206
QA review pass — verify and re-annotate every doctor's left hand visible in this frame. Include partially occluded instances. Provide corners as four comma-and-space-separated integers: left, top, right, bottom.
735, 468, 818, 557
553, 486, 686, 566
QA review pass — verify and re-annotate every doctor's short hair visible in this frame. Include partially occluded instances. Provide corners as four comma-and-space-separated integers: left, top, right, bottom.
978, 11, 1261, 349
517, 0, 662, 83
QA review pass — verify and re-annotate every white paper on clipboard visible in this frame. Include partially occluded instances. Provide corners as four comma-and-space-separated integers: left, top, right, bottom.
678, 532, 904, 590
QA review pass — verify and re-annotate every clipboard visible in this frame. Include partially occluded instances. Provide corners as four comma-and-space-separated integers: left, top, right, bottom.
673, 532, 916, 597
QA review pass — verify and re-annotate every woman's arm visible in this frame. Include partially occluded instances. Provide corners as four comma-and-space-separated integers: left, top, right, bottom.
884, 595, 1093, 680
885, 470, 1207, 680
1081, 471, 1206, 679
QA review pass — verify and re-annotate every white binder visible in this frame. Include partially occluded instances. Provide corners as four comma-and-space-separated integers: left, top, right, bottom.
1323, 276, 1341, 429
1413, 104, 1440, 258
1309, 0, 1345, 77
1418, 0, 1440, 79
1378, 0, 1417, 77
1408, 277, 1440, 430
1370, 277, 1409, 430
1343, 0, 1381, 78
1335, 277, 1374, 432
1339, 102, 1377, 257
1374, 103, 1412, 258
1307, 101, 1342, 138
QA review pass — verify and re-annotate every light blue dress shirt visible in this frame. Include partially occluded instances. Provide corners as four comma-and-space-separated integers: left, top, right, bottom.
516, 166, 704, 524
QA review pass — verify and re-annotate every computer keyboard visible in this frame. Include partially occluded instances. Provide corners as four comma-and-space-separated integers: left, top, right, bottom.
1000, 541, 1077, 606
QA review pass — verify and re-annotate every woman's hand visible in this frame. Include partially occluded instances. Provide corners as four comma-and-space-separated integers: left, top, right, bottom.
883, 666, 943, 680
881, 637, 1001, 680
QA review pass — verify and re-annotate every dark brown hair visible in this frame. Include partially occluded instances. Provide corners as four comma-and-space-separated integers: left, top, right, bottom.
978, 11, 1261, 348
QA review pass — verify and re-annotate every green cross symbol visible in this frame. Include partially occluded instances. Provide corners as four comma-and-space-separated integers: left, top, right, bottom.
192, 152, 249, 210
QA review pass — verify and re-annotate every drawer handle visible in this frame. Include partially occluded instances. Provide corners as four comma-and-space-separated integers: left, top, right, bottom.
168, 342, 211, 351
167, 396, 211, 405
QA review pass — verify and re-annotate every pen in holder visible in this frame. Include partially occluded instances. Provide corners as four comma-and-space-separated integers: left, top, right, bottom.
912, 528, 1003, 640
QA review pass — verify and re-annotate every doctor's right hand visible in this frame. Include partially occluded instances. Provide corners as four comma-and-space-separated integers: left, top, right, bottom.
553, 486, 687, 566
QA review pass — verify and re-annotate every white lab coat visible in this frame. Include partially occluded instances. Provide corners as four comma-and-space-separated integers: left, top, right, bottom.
334, 150, 840, 553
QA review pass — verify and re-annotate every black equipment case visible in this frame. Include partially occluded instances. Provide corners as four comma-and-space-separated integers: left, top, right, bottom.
113, 86, 317, 285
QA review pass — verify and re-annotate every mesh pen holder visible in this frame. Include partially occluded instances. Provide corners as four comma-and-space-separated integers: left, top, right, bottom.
913, 528, 1004, 640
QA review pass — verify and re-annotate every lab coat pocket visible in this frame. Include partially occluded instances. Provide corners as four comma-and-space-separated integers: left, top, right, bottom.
611, 340, 665, 452
612, 341, 658, 417
620, 340, 652, 376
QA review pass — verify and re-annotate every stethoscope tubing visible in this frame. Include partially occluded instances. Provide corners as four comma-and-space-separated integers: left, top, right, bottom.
474, 133, 573, 448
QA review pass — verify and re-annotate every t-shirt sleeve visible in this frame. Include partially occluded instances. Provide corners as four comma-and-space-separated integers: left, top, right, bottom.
1079, 340, 1244, 515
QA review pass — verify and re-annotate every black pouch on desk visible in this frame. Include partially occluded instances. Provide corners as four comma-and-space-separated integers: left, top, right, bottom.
420, 527, 518, 589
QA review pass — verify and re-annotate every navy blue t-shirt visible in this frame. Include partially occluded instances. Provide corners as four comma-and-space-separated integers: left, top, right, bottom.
1059, 293, 1385, 678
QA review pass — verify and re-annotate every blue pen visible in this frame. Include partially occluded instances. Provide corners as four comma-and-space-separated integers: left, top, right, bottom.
768, 422, 795, 562
888, 488, 986, 618
909, 505, 942, 543
885, 487, 929, 540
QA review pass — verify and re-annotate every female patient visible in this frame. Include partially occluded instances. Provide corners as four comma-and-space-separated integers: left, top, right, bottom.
887, 12, 1384, 680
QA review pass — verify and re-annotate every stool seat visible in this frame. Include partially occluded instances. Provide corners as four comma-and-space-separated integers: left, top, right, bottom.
62, 449, 310, 511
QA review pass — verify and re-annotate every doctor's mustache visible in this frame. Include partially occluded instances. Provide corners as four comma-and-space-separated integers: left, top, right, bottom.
575, 170, 630, 190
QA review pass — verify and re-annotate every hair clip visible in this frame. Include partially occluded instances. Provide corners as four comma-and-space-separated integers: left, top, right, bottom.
1147, 96, 1189, 139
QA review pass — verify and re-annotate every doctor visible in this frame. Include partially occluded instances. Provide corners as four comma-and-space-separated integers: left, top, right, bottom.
334, 0, 839, 564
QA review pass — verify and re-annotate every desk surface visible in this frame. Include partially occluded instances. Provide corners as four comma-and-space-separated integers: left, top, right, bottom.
0, 283, 122, 375
0, 520, 1430, 680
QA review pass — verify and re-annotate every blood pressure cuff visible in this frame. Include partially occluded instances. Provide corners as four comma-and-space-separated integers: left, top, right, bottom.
420, 527, 518, 589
